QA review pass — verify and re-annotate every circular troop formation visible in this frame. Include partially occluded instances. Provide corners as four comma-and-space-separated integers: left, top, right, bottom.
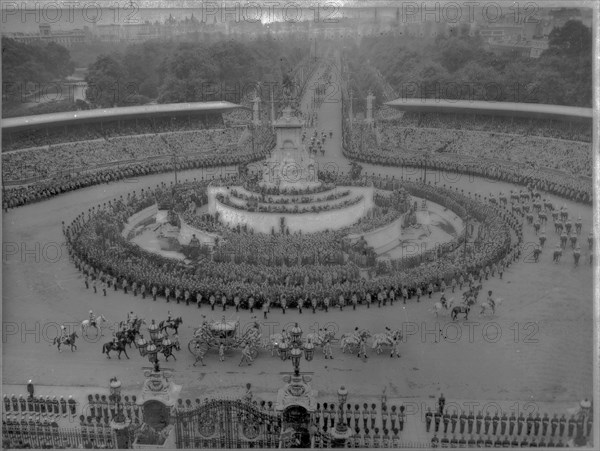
62, 170, 523, 317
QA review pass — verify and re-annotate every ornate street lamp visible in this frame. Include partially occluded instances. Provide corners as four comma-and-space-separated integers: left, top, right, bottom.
148, 320, 159, 342
109, 377, 121, 398
330, 386, 353, 447
109, 377, 130, 446
289, 323, 302, 344
146, 343, 158, 364
278, 342, 289, 361
290, 347, 302, 370
155, 330, 165, 345
136, 335, 148, 357
281, 323, 316, 376
303, 341, 315, 362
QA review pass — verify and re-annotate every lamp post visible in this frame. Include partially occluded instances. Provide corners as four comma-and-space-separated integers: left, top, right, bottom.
278, 323, 315, 376
148, 320, 159, 343
109, 377, 125, 424
330, 386, 353, 447
136, 335, 148, 357
109, 377, 131, 449
146, 343, 158, 365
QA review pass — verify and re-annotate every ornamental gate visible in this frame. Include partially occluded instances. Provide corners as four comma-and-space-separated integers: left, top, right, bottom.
172, 399, 282, 448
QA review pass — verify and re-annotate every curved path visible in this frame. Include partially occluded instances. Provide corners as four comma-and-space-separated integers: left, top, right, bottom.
2, 58, 594, 420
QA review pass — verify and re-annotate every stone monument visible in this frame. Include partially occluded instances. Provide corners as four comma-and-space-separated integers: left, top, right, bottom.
261, 106, 319, 190
365, 90, 375, 127
252, 94, 261, 126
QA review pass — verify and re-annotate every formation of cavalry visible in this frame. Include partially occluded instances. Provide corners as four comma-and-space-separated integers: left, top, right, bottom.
50, 284, 501, 362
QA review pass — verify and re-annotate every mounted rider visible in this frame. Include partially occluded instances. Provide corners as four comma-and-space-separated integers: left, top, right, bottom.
60, 325, 68, 342
127, 311, 137, 328
440, 294, 448, 309
89, 310, 95, 327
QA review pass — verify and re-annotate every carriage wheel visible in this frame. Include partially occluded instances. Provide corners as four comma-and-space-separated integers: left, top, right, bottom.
188, 338, 204, 356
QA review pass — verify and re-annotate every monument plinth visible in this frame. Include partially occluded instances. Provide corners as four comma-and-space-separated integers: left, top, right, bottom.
204, 105, 374, 234
261, 106, 320, 190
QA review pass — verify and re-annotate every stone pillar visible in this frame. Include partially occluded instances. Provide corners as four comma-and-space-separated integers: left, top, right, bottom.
365, 91, 375, 127
111, 417, 132, 449
252, 95, 261, 126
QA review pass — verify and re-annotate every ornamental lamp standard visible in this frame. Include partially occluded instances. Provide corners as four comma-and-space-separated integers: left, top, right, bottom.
146, 343, 158, 364
109, 377, 126, 424
289, 323, 302, 344
278, 342, 289, 361
148, 320, 159, 342
155, 330, 165, 345
109, 377, 122, 398
303, 340, 315, 362
136, 335, 148, 357
290, 347, 302, 371
330, 385, 353, 447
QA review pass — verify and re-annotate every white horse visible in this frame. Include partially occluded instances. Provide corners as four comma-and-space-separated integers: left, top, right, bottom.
339, 329, 371, 353
304, 329, 335, 347
480, 298, 503, 316
81, 315, 108, 336
371, 328, 402, 354
431, 297, 456, 317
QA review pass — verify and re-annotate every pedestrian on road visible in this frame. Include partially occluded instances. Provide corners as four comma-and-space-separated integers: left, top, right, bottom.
219, 343, 225, 362
27, 380, 34, 399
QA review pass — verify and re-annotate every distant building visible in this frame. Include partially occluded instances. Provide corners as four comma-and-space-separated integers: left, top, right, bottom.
2, 24, 90, 47
486, 38, 549, 59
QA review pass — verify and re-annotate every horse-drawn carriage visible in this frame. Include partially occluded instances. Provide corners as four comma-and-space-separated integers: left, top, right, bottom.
188, 316, 262, 363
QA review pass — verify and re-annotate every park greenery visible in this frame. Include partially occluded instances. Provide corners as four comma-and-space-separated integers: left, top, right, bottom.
1, 18, 592, 116
344, 19, 592, 110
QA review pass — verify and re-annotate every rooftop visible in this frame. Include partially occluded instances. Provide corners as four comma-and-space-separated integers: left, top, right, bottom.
384, 99, 592, 122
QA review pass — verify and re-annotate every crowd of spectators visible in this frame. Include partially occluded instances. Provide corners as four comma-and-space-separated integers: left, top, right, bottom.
2, 120, 275, 208
372, 120, 593, 178
396, 112, 592, 143
3, 115, 226, 152
344, 122, 592, 205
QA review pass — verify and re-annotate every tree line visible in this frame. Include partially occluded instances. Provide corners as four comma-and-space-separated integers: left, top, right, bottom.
344, 19, 592, 111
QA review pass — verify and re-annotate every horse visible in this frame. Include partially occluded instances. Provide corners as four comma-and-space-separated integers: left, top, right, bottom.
451, 305, 471, 321
159, 317, 183, 334
480, 298, 503, 316
52, 332, 78, 352
431, 297, 456, 317
81, 315, 108, 337
159, 343, 177, 361
304, 329, 335, 347
119, 318, 145, 334
116, 329, 137, 348
371, 328, 402, 354
340, 329, 371, 354
102, 339, 129, 359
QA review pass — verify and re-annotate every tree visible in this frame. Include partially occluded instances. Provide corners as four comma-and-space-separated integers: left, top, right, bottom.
85, 55, 126, 107
547, 20, 592, 55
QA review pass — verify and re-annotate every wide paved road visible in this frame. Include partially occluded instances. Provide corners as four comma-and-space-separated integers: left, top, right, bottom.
2, 57, 594, 417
